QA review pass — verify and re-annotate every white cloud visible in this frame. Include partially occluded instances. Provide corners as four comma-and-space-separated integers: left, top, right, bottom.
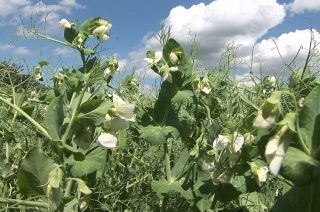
0, 0, 85, 36
52, 47, 75, 57
240, 29, 320, 75
287, 0, 320, 14
0, 43, 31, 55
0, 0, 31, 17
121, 0, 286, 80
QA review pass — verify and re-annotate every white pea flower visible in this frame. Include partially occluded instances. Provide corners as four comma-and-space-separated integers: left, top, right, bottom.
144, 51, 162, 66
298, 97, 305, 108
97, 132, 117, 149
200, 75, 212, 94
99, 34, 109, 42
74, 34, 84, 48
104, 68, 111, 80
160, 64, 178, 83
112, 94, 135, 122
268, 76, 276, 85
59, 19, 71, 29
169, 52, 179, 65
265, 134, 288, 176
92, 25, 109, 36
212, 134, 229, 150
104, 114, 130, 131
254, 166, 269, 186
97, 19, 112, 30
231, 132, 244, 153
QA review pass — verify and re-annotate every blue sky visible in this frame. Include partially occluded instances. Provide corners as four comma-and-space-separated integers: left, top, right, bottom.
1, 0, 320, 82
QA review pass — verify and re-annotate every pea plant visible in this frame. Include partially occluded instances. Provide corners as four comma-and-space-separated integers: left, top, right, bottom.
0, 16, 319, 212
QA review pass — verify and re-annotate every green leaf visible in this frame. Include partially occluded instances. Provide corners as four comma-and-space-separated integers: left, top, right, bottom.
17, 147, 58, 196
151, 179, 193, 200
69, 178, 92, 194
77, 99, 112, 126
171, 90, 194, 104
239, 192, 268, 212
171, 148, 189, 179
67, 146, 106, 177
281, 147, 320, 186
196, 198, 212, 212
271, 180, 320, 212
232, 175, 247, 193
140, 125, 180, 145
45, 95, 64, 141
38, 60, 49, 67
64, 28, 77, 43
118, 129, 127, 151
78, 17, 100, 35
298, 85, 320, 157
48, 167, 63, 188
82, 48, 95, 55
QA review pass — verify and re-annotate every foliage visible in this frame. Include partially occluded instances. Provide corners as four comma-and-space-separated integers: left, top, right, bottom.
0, 16, 319, 212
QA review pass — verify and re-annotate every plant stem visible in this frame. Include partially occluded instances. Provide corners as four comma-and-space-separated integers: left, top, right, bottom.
61, 83, 89, 144
0, 96, 51, 140
0, 198, 48, 209
163, 143, 172, 183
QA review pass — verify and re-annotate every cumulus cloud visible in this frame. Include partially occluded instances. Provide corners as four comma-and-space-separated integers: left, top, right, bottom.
287, 0, 320, 14
121, 0, 286, 80
0, 0, 85, 35
0, 0, 31, 17
240, 29, 320, 75
0, 43, 31, 55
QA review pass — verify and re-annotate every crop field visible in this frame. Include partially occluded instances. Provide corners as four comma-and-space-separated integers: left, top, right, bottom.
0, 16, 320, 212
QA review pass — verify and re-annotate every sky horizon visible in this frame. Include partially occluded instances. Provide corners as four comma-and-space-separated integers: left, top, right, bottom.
1, 0, 320, 84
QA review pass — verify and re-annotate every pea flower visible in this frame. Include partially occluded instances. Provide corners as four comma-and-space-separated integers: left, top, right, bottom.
231, 132, 244, 153
99, 34, 109, 42
112, 94, 135, 122
59, 19, 71, 29
250, 163, 269, 186
92, 19, 112, 42
192, 76, 201, 92
104, 114, 130, 131
144, 51, 162, 67
212, 134, 229, 150
74, 34, 84, 48
159, 64, 178, 83
34, 65, 43, 81
268, 76, 276, 85
169, 52, 179, 65
253, 92, 282, 129
92, 25, 108, 36
97, 132, 117, 149
200, 75, 212, 94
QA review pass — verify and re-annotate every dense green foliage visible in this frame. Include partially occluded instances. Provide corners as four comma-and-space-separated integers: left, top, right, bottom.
0, 17, 320, 212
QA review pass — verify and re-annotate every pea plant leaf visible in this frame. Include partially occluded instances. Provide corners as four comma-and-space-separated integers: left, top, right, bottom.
17, 147, 58, 196
298, 85, 320, 158
44, 95, 64, 141
140, 125, 180, 145
67, 146, 107, 177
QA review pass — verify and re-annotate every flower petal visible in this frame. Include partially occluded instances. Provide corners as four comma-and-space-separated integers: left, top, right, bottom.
97, 132, 117, 149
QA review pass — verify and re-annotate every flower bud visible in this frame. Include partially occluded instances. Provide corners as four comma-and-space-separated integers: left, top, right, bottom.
59, 18, 71, 29
99, 34, 109, 42
169, 52, 178, 65
92, 25, 108, 36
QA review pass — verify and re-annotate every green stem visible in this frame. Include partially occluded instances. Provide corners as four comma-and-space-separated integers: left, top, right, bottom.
0, 96, 51, 140
61, 83, 89, 144
163, 143, 172, 183
65, 180, 74, 197
37, 33, 73, 49
0, 198, 48, 209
